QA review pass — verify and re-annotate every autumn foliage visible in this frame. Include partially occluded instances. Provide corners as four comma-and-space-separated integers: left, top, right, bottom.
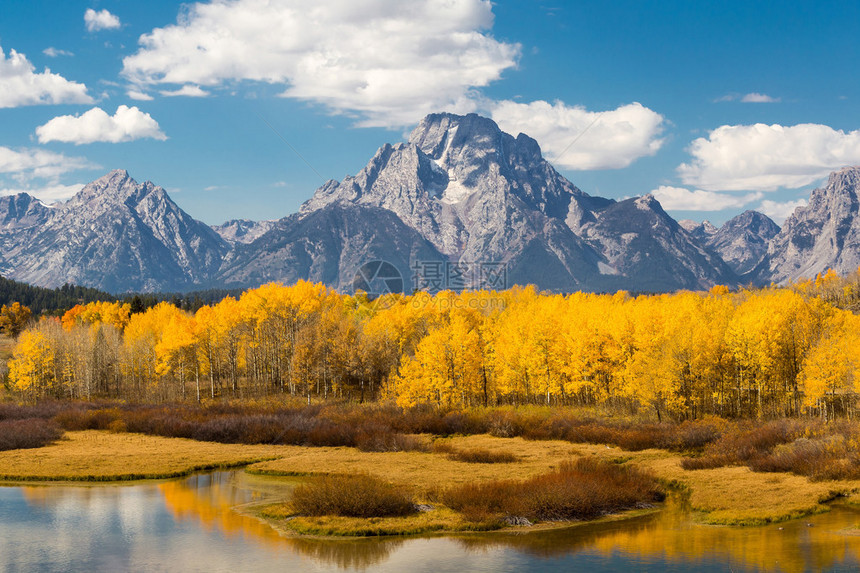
0, 302, 31, 338
4, 270, 860, 420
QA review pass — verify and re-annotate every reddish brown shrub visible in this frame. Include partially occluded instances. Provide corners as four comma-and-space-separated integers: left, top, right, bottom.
291, 474, 415, 517
0, 418, 63, 451
680, 419, 803, 470
442, 447, 518, 464
443, 457, 663, 522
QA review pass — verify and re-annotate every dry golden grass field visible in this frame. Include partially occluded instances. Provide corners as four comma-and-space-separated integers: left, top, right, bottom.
3, 429, 859, 533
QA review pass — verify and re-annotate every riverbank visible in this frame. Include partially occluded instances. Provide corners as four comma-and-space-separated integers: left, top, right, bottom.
2, 430, 858, 531
0, 431, 288, 481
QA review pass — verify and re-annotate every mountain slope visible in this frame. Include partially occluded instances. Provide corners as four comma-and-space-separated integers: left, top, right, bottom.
581, 195, 738, 291
218, 203, 446, 292
212, 219, 277, 244
299, 112, 736, 291
0, 193, 54, 275
1, 170, 229, 292
754, 167, 860, 284
707, 211, 780, 276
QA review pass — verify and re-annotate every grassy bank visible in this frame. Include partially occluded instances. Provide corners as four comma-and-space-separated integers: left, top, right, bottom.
2, 402, 860, 530
250, 434, 860, 530
1, 429, 855, 527
0, 431, 290, 481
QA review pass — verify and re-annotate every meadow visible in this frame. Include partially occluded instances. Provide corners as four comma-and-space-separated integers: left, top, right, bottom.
1, 401, 860, 533
4, 270, 860, 534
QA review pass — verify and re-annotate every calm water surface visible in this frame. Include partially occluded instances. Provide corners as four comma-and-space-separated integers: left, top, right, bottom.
2, 471, 860, 572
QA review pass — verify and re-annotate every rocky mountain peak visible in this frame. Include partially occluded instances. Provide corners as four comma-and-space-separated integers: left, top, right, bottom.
408, 113, 505, 158
0, 193, 52, 227
724, 210, 780, 236
66, 169, 165, 209
0, 169, 228, 292
826, 165, 860, 193
754, 166, 860, 283
703, 211, 779, 276
212, 219, 277, 244
634, 194, 662, 212
678, 219, 718, 241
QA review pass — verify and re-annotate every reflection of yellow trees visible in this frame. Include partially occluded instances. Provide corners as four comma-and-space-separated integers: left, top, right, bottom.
159, 474, 285, 545
16, 474, 860, 571
158, 472, 401, 568
10, 273, 860, 417
456, 499, 860, 573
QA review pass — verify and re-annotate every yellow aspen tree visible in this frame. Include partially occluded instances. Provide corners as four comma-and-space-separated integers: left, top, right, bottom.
0, 302, 32, 337
8, 330, 56, 399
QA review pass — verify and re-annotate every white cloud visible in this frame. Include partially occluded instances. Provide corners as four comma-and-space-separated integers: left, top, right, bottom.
0, 183, 84, 203
677, 123, 860, 191
159, 85, 209, 97
650, 186, 763, 211
758, 199, 808, 223
0, 45, 92, 108
84, 8, 121, 32
0, 146, 93, 181
717, 92, 781, 103
741, 92, 780, 103
121, 0, 520, 127
490, 100, 665, 170
35, 105, 167, 144
126, 89, 154, 101
43, 47, 74, 58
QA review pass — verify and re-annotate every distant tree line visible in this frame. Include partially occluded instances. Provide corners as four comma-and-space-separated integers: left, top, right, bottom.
0, 276, 115, 315
0, 275, 242, 316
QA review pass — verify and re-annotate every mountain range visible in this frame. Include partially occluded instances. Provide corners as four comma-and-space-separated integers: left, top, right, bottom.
1, 113, 859, 294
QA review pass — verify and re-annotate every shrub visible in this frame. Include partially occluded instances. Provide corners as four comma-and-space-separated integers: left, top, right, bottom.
355, 431, 428, 452
0, 418, 63, 451
291, 474, 415, 518
749, 436, 860, 480
443, 457, 663, 522
681, 419, 802, 470
666, 419, 725, 451
436, 445, 518, 464
54, 407, 122, 431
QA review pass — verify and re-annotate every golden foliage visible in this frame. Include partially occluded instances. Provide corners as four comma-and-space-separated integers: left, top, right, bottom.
7, 275, 860, 418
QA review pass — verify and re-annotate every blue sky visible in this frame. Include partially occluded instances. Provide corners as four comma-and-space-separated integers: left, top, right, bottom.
1, 0, 859, 226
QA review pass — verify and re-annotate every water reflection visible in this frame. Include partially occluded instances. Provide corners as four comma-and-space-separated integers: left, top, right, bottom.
4, 471, 860, 572
158, 472, 288, 545
454, 497, 860, 572
158, 472, 406, 569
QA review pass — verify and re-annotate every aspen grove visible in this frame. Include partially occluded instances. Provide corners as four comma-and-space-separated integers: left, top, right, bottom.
6, 270, 860, 420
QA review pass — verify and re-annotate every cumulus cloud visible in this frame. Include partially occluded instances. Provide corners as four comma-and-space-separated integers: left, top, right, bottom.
159, 85, 209, 97
0, 182, 84, 203
43, 47, 74, 58
35, 106, 167, 144
121, 0, 520, 127
758, 199, 808, 223
0, 146, 93, 181
490, 100, 665, 170
0, 45, 92, 108
84, 8, 121, 32
677, 123, 860, 191
650, 186, 763, 211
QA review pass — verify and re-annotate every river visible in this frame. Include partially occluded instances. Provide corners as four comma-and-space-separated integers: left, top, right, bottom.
2, 470, 860, 572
